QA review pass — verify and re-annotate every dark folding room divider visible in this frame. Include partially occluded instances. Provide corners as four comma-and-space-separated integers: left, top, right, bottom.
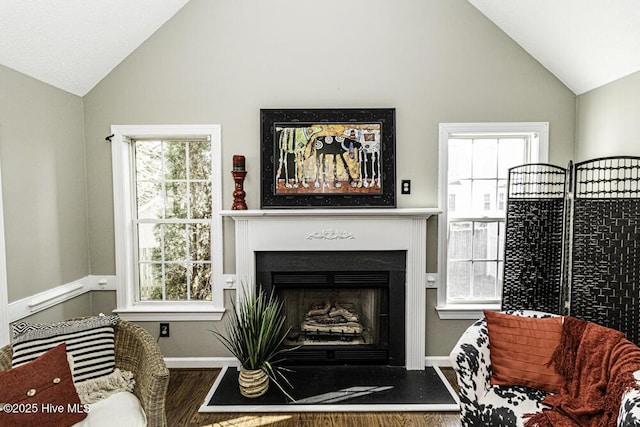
502, 163, 567, 314
502, 156, 640, 344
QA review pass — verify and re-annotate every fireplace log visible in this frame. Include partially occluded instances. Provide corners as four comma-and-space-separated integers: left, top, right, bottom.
301, 320, 363, 335
306, 315, 347, 324
302, 301, 363, 336
307, 301, 331, 317
329, 307, 358, 323
307, 316, 359, 326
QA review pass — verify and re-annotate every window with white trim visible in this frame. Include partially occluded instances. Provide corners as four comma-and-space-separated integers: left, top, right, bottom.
438, 123, 549, 314
110, 125, 224, 321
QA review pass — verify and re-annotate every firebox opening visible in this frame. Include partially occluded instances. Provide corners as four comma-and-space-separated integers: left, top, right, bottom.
257, 251, 406, 367
275, 271, 388, 344
282, 287, 386, 347
271, 271, 390, 365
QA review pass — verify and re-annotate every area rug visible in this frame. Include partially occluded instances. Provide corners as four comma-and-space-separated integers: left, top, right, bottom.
199, 365, 460, 412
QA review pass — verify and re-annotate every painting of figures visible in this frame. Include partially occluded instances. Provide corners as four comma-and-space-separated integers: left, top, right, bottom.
275, 123, 382, 195
261, 109, 396, 208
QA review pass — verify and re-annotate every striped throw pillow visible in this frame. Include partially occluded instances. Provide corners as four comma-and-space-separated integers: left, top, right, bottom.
12, 315, 119, 383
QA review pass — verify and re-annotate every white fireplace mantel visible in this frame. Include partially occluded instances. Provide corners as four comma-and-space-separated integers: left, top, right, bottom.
221, 208, 441, 370
221, 208, 440, 218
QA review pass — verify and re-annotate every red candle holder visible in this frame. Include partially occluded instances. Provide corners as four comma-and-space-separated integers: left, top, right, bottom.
231, 170, 247, 210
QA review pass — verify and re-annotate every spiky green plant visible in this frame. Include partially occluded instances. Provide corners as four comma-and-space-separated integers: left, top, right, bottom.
211, 285, 295, 400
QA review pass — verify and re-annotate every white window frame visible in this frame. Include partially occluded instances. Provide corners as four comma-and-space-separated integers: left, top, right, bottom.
436, 122, 549, 319
110, 124, 225, 321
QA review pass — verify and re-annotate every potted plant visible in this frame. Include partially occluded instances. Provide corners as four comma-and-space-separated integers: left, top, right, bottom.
211, 285, 295, 399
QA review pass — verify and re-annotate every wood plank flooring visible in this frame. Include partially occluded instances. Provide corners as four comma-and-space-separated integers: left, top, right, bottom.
166, 368, 462, 427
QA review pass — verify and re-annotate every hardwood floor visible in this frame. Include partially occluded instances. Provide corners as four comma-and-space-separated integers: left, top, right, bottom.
166, 368, 462, 427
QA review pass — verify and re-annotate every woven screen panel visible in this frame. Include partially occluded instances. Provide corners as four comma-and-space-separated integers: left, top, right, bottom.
570, 198, 640, 345
574, 157, 640, 199
502, 164, 567, 313
502, 199, 565, 313
570, 157, 640, 344
507, 164, 567, 200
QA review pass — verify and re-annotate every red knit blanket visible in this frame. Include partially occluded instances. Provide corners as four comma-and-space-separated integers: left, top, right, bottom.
525, 316, 640, 427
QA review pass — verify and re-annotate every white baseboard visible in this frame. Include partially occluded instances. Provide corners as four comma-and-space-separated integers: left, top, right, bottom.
164, 357, 239, 369
425, 356, 451, 367
8, 275, 116, 323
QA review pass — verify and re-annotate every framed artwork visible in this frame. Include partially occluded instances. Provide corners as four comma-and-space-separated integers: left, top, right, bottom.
260, 108, 396, 208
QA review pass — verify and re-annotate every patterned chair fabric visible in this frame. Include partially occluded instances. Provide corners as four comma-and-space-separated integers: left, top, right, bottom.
618, 372, 640, 427
449, 310, 640, 427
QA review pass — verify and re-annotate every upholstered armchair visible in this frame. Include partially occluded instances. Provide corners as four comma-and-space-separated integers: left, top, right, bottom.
449, 310, 640, 427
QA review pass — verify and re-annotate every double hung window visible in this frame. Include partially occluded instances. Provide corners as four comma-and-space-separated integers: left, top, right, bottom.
134, 138, 213, 302
110, 125, 224, 320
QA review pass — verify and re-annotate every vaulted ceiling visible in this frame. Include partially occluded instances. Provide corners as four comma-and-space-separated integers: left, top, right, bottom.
1, 0, 638, 96
469, 0, 640, 95
0, 0, 190, 96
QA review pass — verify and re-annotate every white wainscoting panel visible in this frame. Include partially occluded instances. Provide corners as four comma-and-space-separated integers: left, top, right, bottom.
8, 275, 116, 323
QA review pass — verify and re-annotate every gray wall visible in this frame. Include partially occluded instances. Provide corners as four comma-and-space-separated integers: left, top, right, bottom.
82, 0, 576, 358
0, 65, 89, 303
576, 70, 640, 160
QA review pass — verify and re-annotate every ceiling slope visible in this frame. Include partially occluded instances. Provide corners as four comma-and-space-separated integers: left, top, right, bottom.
0, 0, 190, 96
469, 0, 640, 94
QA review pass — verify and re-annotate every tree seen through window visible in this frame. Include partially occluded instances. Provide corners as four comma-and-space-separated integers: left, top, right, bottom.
134, 139, 213, 301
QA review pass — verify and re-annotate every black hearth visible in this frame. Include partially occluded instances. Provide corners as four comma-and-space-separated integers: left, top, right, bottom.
257, 251, 406, 366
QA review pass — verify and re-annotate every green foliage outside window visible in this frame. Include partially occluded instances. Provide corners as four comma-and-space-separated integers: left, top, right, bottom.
136, 139, 213, 301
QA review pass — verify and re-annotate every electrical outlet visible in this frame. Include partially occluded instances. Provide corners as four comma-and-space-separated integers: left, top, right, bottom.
425, 273, 439, 289
159, 323, 170, 338
401, 180, 411, 195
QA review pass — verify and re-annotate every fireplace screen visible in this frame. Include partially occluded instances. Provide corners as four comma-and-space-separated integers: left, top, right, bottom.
281, 287, 386, 347
267, 271, 393, 364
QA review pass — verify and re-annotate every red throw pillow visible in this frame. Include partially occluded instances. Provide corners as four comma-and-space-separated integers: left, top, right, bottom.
0, 343, 88, 427
484, 310, 565, 393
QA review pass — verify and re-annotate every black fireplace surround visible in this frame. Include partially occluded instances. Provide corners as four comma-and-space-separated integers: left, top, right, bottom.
257, 250, 406, 366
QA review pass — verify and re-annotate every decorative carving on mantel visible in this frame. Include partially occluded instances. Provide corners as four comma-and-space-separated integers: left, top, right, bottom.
306, 229, 356, 241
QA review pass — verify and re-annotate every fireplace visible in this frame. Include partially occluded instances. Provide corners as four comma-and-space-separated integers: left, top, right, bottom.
258, 251, 406, 366
222, 208, 439, 370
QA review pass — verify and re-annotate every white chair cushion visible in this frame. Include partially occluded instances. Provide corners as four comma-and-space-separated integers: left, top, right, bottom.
73, 392, 146, 427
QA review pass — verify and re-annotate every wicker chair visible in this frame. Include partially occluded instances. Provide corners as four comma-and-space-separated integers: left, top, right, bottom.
0, 319, 170, 427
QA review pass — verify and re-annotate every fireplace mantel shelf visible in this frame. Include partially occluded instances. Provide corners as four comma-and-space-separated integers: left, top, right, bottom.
221, 207, 441, 218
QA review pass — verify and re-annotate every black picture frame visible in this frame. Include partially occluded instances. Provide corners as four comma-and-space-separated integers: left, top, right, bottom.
260, 108, 396, 208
